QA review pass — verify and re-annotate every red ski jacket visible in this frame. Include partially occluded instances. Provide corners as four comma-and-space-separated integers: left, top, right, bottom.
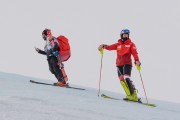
105, 39, 139, 66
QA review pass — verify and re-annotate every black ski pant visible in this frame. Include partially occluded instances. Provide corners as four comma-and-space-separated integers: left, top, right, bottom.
117, 64, 132, 77
47, 56, 64, 82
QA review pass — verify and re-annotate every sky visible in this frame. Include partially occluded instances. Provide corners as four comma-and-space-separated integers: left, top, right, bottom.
0, 0, 180, 103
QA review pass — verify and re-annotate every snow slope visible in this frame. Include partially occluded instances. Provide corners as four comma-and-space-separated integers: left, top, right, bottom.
0, 72, 180, 120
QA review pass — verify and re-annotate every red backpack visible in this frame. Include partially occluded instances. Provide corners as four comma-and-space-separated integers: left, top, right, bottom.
56, 35, 71, 62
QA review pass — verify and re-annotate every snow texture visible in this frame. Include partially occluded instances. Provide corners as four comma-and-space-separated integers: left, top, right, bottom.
0, 72, 180, 120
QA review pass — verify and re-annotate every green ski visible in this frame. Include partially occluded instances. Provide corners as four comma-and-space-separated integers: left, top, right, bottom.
101, 94, 156, 107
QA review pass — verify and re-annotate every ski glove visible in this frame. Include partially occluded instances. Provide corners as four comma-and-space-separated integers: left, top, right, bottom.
135, 61, 141, 66
98, 44, 108, 51
35, 47, 40, 52
35, 47, 46, 55
35, 47, 45, 54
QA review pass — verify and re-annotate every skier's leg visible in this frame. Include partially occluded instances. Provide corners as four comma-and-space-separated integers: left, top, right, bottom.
117, 66, 131, 96
48, 57, 58, 78
124, 77, 138, 101
124, 77, 134, 95
48, 58, 55, 74
50, 57, 65, 83
123, 65, 138, 101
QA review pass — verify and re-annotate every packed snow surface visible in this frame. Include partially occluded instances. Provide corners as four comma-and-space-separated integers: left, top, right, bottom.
0, 72, 180, 120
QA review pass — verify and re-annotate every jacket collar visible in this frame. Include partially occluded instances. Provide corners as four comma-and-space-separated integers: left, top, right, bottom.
118, 38, 131, 44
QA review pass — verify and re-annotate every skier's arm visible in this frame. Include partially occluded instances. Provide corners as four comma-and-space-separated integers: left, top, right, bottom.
35, 48, 46, 55
98, 43, 118, 51
105, 43, 118, 50
131, 43, 140, 65
38, 50, 47, 55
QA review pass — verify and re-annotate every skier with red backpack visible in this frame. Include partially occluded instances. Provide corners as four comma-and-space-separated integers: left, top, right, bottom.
98, 29, 141, 102
35, 29, 70, 86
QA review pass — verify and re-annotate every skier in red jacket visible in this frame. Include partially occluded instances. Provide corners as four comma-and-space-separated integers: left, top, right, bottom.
98, 29, 141, 102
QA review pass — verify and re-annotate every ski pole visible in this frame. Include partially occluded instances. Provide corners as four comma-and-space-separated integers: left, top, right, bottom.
136, 65, 149, 103
98, 49, 104, 96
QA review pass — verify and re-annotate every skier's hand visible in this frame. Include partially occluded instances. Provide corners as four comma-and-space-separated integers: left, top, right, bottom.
35, 47, 41, 53
98, 44, 108, 51
35, 47, 46, 55
135, 61, 141, 66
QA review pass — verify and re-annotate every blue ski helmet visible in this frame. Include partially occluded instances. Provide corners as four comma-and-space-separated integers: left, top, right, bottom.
120, 29, 130, 35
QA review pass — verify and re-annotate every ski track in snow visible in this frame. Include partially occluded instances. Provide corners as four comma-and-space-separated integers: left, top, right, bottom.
0, 72, 180, 120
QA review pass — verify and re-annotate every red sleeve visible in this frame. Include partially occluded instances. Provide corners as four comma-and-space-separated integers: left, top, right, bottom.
105, 43, 118, 50
131, 43, 139, 61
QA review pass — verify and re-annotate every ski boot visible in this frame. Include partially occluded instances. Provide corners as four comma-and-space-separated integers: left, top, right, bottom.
120, 80, 134, 101
120, 80, 131, 96
54, 80, 68, 87
121, 78, 141, 102
123, 90, 142, 103
131, 90, 139, 102
123, 90, 137, 101
54, 75, 68, 87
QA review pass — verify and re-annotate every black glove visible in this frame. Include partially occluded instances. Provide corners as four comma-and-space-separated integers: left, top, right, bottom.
35, 47, 46, 55
134, 61, 141, 66
35, 47, 40, 53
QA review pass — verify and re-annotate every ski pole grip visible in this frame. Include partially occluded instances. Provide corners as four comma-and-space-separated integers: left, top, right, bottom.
136, 65, 141, 71
100, 49, 104, 56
